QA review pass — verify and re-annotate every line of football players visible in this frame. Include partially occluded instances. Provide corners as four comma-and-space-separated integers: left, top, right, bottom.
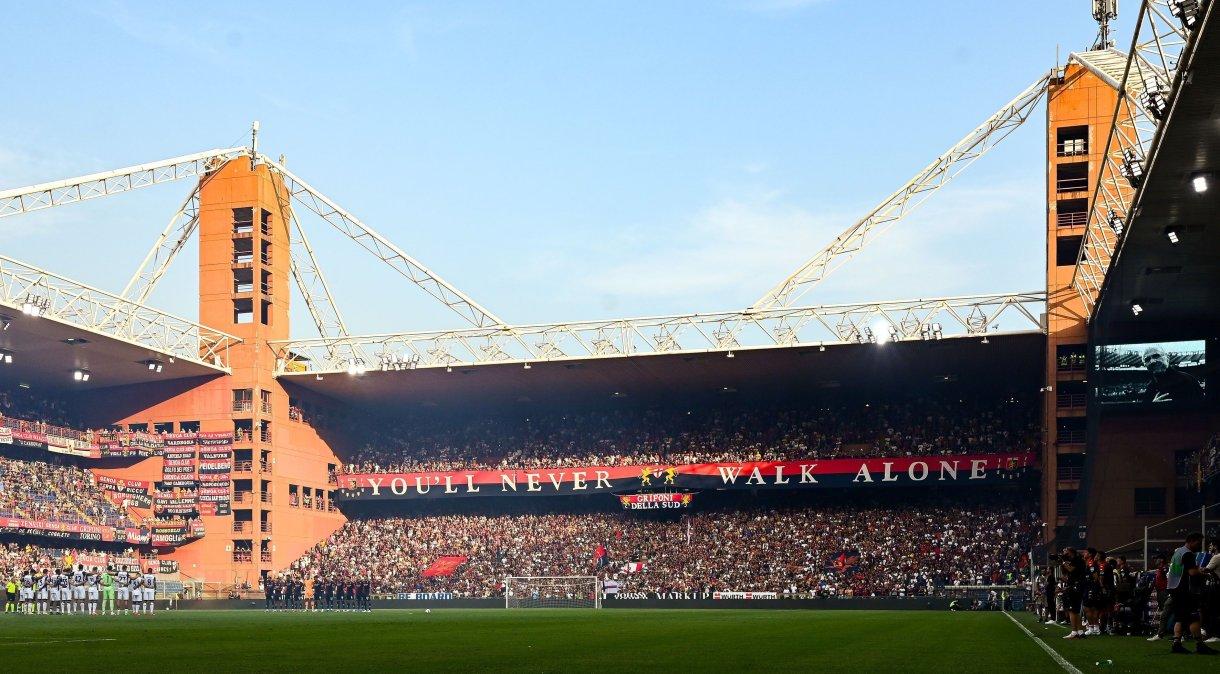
5, 565, 158, 615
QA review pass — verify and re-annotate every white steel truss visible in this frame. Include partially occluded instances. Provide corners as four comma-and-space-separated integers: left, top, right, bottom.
0, 147, 249, 218
0, 255, 239, 370
270, 291, 1044, 375
752, 75, 1050, 310
259, 155, 507, 330
1072, 0, 1202, 316
120, 185, 203, 304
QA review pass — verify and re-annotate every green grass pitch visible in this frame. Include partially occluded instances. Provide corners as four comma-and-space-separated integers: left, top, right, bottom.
0, 608, 1185, 672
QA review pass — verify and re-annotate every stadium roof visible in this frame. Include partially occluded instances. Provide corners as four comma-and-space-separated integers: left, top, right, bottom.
0, 308, 224, 393
1093, 15, 1220, 340
280, 332, 1042, 411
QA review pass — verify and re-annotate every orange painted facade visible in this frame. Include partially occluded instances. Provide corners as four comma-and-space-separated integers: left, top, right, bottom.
87, 159, 344, 585
1041, 62, 1118, 542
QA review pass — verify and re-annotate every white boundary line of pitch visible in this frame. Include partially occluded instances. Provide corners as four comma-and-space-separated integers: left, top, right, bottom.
1001, 610, 1082, 674
0, 638, 117, 646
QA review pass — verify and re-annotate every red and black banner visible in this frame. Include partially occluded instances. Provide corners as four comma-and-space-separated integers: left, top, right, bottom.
338, 452, 1036, 501
0, 516, 147, 545
99, 431, 164, 458
619, 492, 694, 510
96, 475, 153, 509
161, 432, 198, 489
196, 432, 233, 516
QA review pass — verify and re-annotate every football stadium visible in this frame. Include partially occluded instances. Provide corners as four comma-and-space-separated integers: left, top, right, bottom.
0, 1, 1218, 671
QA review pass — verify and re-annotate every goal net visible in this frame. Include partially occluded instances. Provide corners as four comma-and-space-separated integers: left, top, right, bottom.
504, 576, 601, 609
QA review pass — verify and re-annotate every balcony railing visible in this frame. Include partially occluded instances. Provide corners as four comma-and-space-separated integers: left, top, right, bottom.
1058, 429, 1087, 444
260, 551, 272, 564
260, 400, 272, 414
1056, 501, 1075, 517
233, 460, 253, 473
233, 491, 254, 504
260, 521, 272, 533
259, 460, 271, 473
234, 430, 253, 443
1057, 393, 1087, 409
1057, 466, 1084, 481
232, 551, 253, 564
260, 492, 272, 504
1056, 139, 1088, 156
1056, 211, 1088, 228
232, 521, 249, 533
1056, 177, 1088, 193
232, 400, 253, 412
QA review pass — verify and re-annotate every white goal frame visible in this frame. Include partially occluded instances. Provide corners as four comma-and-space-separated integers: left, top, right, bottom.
504, 576, 601, 609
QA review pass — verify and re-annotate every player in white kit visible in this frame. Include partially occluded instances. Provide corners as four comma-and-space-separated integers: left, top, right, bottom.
116, 565, 130, 613
50, 570, 63, 613
87, 567, 100, 615
142, 567, 158, 615
58, 571, 71, 614
36, 569, 49, 614
20, 569, 34, 614
129, 571, 143, 615
72, 565, 86, 614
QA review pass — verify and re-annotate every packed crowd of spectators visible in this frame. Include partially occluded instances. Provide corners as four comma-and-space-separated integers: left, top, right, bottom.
0, 456, 137, 528
337, 395, 1038, 474
293, 496, 1038, 598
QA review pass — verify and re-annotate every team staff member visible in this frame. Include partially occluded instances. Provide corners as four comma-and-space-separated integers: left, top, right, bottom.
5, 575, 16, 612
1167, 532, 1217, 655
1060, 548, 1088, 639
304, 576, 315, 612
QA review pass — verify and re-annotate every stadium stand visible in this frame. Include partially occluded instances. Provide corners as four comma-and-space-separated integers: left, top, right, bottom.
335, 394, 1038, 474
293, 493, 1039, 598
0, 456, 138, 529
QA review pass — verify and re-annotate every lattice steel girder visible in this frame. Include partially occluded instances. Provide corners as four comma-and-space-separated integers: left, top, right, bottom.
0, 255, 240, 370
270, 291, 1045, 374
1072, 0, 1199, 316
752, 76, 1050, 310
120, 185, 202, 304
0, 147, 249, 218
258, 155, 506, 330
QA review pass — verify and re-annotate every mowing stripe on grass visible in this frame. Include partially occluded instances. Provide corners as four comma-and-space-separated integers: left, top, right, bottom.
1002, 611, 1081, 674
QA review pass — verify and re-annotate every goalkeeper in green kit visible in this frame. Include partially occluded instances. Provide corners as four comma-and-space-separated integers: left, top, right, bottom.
101, 566, 116, 615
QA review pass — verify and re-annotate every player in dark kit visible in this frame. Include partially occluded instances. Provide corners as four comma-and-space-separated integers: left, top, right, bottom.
264, 577, 275, 611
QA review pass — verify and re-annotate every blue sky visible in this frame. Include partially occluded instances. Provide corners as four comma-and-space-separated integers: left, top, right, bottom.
1, 1, 1103, 336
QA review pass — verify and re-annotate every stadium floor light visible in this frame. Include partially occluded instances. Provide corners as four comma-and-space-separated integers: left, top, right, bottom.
1131, 301, 1143, 316
1164, 226, 1180, 244
726, 351, 735, 358
523, 362, 532, 369
1191, 173, 1209, 193
0, 350, 12, 364
144, 359, 164, 373
72, 369, 91, 382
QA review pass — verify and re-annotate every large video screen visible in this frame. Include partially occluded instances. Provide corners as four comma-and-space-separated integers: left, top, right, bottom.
1094, 340, 1206, 405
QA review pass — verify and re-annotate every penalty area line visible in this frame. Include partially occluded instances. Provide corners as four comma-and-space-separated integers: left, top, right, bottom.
1001, 610, 1082, 674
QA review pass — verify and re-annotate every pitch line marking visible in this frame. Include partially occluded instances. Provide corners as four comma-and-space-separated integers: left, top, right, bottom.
0, 638, 118, 646
1002, 610, 1082, 674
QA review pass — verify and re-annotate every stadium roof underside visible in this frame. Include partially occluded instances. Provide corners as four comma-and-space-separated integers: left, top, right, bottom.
0, 299, 227, 392
1093, 6, 1220, 339
0, 255, 237, 391
279, 331, 1043, 411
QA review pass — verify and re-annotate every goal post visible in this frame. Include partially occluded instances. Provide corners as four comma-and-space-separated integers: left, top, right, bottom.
504, 576, 601, 609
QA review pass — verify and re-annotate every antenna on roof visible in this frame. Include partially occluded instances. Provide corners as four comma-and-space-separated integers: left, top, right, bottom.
250, 120, 261, 169
1092, 0, 1118, 50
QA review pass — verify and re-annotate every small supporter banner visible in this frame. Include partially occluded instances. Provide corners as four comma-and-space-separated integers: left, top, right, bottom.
422, 556, 468, 578
618, 492, 693, 510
